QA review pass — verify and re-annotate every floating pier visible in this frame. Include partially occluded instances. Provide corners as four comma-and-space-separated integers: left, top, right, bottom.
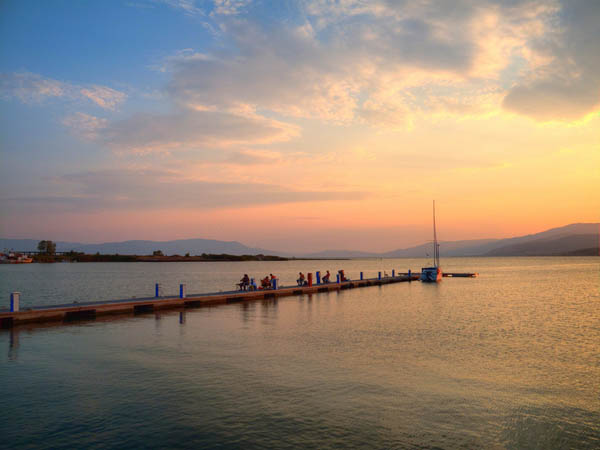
443, 272, 478, 278
1, 274, 425, 328
1, 270, 478, 329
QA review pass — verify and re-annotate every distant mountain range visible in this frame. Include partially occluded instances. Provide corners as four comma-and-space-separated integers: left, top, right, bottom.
304, 223, 598, 258
0, 238, 271, 257
1, 223, 597, 258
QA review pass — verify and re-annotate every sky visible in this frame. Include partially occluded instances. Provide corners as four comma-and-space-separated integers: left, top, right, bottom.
0, 0, 599, 253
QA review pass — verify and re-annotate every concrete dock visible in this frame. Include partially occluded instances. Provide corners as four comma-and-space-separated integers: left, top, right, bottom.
1, 274, 426, 328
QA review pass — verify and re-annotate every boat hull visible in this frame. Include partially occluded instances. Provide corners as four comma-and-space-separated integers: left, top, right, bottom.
420, 267, 442, 282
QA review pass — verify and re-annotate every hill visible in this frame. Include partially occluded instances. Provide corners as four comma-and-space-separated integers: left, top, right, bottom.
1, 223, 597, 258
0, 238, 274, 256
484, 233, 598, 256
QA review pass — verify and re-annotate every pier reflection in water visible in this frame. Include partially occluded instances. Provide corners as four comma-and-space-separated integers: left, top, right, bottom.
0, 257, 598, 449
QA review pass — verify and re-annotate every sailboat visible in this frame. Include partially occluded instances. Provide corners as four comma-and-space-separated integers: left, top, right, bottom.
420, 200, 442, 282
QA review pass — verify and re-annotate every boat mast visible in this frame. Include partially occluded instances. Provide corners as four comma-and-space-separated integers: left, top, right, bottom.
433, 200, 439, 268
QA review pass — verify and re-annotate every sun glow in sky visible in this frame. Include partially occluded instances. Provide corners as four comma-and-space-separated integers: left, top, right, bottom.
1, 0, 599, 253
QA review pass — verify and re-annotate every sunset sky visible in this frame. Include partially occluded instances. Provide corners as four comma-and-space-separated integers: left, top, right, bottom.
1, 0, 599, 253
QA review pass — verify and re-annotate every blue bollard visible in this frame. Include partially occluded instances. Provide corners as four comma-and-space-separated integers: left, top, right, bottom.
360, 272, 363, 280
179, 283, 186, 298
10, 292, 20, 312
378, 271, 382, 280
408, 269, 412, 281
316, 271, 321, 284
155, 283, 161, 297
336, 274, 340, 283
272, 279, 278, 290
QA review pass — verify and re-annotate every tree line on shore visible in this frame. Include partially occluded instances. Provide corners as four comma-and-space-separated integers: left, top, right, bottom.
31, 240, 288, 262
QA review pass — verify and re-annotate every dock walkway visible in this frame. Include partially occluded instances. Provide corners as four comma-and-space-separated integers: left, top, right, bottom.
1, 274, 422, 328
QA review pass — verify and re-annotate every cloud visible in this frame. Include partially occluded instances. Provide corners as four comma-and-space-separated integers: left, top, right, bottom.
92, 108, 299, 154
62, 112, 108, 139
80, 86, 127, 110
155, 0, 203, 15
2, 169, 364, 212
212, 0, 250, 15
0, 72, 66, 102
0, 72, 126, 110
163, 0, 587, 128
503, 0, 600, 120
154, 0, 250, 16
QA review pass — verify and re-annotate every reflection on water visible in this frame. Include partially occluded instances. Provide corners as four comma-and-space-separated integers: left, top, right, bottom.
0, 257, 599, 449
8, 327, 18, 361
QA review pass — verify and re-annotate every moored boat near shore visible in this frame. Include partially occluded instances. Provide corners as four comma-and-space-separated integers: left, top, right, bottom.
0, 252, 33, 264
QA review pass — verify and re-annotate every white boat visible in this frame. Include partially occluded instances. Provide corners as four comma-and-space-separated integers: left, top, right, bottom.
420, 200, 442, 282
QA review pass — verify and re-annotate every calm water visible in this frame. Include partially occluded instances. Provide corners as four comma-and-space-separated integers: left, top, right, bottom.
1, 257, 599, 449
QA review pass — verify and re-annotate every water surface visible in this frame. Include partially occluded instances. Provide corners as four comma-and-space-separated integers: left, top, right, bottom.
1, 257, 598, 448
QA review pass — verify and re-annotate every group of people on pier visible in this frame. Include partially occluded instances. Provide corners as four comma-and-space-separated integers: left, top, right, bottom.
237, 273, 278, 291
238, 269, 350, 291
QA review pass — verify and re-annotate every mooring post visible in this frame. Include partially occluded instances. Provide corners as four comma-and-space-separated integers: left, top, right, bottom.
408, 269, 411, 281
10, 292, 20, 312
316, 271, 321, 284
308, 273, 313, 287
336, 273, 340, 283
378, 271, 382, 280
360, 272, 363, 280
272, 279, 278, 290
155, 283, 161, 297
179, 283, 186, 299
392, 269, 395, 277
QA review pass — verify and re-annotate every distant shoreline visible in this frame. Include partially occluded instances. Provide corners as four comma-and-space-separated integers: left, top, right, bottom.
25, 253, 352, 263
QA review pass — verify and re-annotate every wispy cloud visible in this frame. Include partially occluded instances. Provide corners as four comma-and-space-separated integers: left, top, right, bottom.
2, 169, 365, 212
212, 0, 250, 15
155, 0, 203, 15
0, 72, 66, 102
80, 86, 127, 110
62, 112, 108, 139
64, 107, 300, 154
0, 72, 127, 110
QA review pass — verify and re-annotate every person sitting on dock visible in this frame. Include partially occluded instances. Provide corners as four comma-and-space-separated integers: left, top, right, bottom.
338, 270, 348, 282
261, 276, 271, 289
322, 270, 331, 283
238, 274, 250, 291
297, 272, 305, 286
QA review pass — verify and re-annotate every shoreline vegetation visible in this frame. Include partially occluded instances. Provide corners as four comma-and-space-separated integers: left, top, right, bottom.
32, 252, 298, 263
21, 248, 600, 263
